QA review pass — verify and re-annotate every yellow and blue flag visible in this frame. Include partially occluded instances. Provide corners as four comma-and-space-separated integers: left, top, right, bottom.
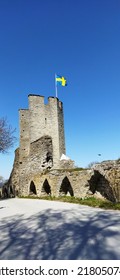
56, 75, 67, 86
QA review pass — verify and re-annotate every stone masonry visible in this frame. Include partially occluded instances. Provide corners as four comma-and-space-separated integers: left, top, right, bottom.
5, 95, 120, 202
19, 95, 65, 168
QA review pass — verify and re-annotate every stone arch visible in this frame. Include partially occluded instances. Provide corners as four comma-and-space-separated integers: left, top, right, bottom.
10, 185, 13, 194
2, 185, 8, 198
29, 181, 37, 195
88, 170, 115, 202
9, 185, 15, 197
59, 176, 74, 196
41, 179, 51, 195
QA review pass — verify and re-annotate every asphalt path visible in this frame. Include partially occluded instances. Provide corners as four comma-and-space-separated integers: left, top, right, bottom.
0, 198, 120, 260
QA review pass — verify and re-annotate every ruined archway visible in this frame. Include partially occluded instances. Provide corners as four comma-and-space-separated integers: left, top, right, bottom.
88, 170, 115, 202
41, 179, 51, 195
59, 176, 74, 196
29, 181, 37, 195
30, 135, 53, 171
9, 185, 15, 197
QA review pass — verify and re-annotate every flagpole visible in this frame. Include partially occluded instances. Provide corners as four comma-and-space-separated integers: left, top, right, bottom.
55, 73, 58, 98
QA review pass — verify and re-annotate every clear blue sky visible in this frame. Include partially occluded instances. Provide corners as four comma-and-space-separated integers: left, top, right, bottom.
0, 0, 120, 179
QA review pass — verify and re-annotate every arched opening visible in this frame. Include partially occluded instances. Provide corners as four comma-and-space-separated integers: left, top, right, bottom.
9, 185, 15, 197
41, 179, 51, 195
29, 181, 37, 195
10, 185, 13, 194
88, 170, 115, 202
2, 186, 8, 198
59, 176, 74, 196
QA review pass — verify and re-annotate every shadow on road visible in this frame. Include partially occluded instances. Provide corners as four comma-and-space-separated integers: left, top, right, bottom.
0, 208, 120, 259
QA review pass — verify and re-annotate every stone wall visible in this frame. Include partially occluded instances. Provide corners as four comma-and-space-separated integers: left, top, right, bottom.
16, 164, 118, 202
19, 109, 29, 161
4, 95, 120, 203
30, 136, 53, 172
16, 94, 66, 193
92, 161, 120, 202
5, 148, 20, 196
19, 95, 66, 169
6, 159, 120, 202
18, 168, 92, 197
28, 163, 120, 202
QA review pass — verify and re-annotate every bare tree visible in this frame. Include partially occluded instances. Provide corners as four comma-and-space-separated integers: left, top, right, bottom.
0, 117, 16, 153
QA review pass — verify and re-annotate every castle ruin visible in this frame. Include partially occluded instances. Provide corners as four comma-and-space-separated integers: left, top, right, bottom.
19, 94, 66, 170
6, 94, 120, 202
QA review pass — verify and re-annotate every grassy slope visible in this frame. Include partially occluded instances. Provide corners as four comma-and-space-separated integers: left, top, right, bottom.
19, 195, 120, 210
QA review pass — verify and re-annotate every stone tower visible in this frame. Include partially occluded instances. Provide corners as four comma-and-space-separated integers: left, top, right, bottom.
19, 95, 66, 172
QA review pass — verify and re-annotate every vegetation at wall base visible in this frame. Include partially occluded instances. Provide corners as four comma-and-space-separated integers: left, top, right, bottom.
19, 195, 120, 210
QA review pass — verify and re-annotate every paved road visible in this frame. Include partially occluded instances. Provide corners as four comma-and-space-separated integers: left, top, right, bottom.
0, 198, 120, 260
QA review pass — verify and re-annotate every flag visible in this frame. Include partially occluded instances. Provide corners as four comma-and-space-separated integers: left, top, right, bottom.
56, 75, 67, 86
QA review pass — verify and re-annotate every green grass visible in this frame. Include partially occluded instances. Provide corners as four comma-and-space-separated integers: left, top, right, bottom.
19, 195, 120, 210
